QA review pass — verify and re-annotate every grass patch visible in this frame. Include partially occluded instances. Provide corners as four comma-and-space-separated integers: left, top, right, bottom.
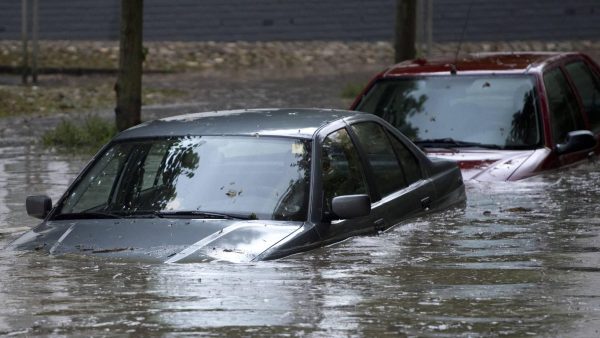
0, 81, 188, 117
340, 82, 365, 99
42, 115, 117, 153
0, 82, 114, 117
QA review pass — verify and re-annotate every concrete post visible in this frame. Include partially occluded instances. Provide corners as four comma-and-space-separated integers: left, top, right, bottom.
32, 0, 39, 84
21, 0, 29, 85
427, 0, 433, 57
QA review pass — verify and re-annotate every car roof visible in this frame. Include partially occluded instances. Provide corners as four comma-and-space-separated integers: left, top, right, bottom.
114, 108, 364, 140
382, 52, 582, 76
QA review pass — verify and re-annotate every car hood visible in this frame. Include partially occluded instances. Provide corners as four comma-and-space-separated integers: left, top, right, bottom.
8, 218, 304, 263
424, 148, 543, 181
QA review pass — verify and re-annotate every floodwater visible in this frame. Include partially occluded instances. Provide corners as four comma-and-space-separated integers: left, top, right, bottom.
2, 72, 600, 336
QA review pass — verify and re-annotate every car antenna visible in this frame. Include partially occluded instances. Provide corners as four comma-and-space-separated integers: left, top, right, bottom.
451, 0, 474, 75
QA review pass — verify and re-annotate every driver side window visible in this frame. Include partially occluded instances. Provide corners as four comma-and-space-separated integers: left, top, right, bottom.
321, 128, 368, 213
543, 68, 585, 144
565, 61, 600, 133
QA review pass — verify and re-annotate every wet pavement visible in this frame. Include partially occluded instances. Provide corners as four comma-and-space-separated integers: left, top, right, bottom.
2, 71, 600, 336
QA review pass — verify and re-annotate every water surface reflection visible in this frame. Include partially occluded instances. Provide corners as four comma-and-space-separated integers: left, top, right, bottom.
2, 125, 600, 336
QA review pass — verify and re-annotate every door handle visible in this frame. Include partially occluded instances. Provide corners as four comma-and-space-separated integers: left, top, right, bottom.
374, 218, 386, 231
421, 196, 432, 210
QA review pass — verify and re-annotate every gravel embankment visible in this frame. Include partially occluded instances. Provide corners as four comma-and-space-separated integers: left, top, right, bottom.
1, 39, 598, 74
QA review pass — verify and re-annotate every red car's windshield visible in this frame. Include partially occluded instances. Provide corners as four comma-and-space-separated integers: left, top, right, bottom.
356, 75, 542, 150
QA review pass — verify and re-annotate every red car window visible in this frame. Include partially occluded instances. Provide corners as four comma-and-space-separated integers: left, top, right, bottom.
565, 61, 600, 133
356, 76, 541, 150
543, 68, 585, 145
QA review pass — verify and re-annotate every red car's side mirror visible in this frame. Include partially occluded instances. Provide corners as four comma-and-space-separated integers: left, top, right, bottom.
555, 130, 597, 155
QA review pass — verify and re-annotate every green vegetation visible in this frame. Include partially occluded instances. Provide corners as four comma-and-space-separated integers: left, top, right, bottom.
0, 46, 117, 71
42, 115, 117, 153
340, 82, 365, 99
0, 83, 113, 117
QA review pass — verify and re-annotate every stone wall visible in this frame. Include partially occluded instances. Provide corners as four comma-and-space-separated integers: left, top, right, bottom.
1, 40, 599, 74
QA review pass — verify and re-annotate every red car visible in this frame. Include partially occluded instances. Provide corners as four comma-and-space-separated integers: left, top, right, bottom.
351, 52, 600, 181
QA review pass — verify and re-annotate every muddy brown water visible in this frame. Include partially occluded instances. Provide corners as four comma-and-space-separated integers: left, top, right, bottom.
2, 71, 600, 336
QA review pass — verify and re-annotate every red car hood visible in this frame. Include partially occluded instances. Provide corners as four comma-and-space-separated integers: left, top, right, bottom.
424, 148, 549, 181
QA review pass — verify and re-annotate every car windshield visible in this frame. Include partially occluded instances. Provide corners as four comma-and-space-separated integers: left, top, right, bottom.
55, 136, 311, 221
356, 75, 541, 149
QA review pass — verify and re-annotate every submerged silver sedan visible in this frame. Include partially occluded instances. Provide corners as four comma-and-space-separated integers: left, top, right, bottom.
10, 108, 465, 262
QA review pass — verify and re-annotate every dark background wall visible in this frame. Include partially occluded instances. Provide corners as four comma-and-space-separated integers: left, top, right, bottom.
0, 0, 598, 42
0, 0, 121, 40
434, 0, 600, 42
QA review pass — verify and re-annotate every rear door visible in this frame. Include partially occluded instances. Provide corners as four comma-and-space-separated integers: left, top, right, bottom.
348, 121, 435, 228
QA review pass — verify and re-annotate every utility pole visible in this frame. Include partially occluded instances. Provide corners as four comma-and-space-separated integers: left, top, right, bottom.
115, 0, 144, 131
394, 0, 417, 63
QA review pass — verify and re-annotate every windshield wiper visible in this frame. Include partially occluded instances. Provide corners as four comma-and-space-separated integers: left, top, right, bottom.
53, 211, 123, 220
152, 210, 252, 220
414, 138, 502, 149
54, 210, 253, 220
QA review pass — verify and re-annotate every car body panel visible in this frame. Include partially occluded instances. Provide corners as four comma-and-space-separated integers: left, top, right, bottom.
425, 157, 465, 209
9, 109, 466, 262
351, 52, 600, 181
378, 52, 568, 77
8, 219, 303, 263
425, 149, 537, 181
115, 108, 358, 140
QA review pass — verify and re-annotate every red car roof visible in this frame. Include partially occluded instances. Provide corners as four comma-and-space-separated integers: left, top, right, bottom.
382, 52, 580, 76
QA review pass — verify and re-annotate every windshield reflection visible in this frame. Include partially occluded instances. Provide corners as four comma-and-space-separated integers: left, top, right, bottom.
57, 136, 311, 221
357, 75, 541, 149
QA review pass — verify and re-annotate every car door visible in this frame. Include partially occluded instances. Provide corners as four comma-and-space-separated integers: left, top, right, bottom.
317, 126, 387, 243
348, 121, 435, 228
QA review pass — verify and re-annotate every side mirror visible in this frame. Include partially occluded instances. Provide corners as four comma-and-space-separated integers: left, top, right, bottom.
331, 194, 370, 219
556, 130, 597, 155
26, 195, 52, 219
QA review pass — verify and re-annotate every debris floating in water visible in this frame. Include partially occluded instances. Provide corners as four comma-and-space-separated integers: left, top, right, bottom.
0, 226, 30, 235
502, 207, 533, 213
